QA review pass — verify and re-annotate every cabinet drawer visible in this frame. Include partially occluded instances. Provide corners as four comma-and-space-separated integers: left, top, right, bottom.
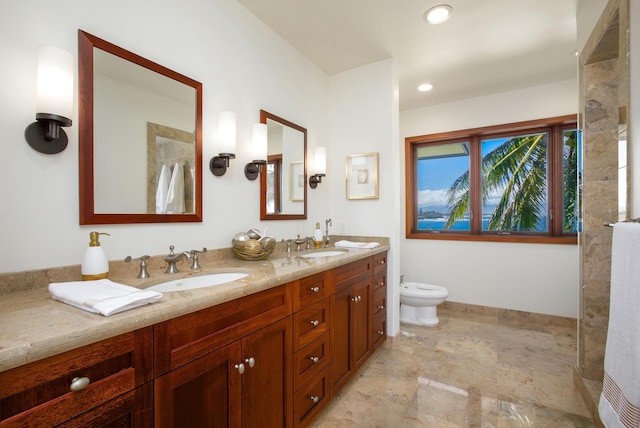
372, 252, 387, 275
294, 364, 330, 428
372, 271, 386, 294
333, 258, 371, 291
154, 283, 291, 376
293, 300, 329, 350
0, 327, 152, 427
293, 332, 330, 391
372, 314, 387, 351
372, 287, 386, 319
293, 272, 328, 312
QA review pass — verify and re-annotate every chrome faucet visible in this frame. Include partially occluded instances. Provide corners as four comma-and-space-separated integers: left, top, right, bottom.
125, 255, 151, 279
164, 245, 191, 274
324, 218, 332, 247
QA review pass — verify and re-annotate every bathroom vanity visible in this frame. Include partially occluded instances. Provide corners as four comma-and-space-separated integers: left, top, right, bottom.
0, 246, 388, 427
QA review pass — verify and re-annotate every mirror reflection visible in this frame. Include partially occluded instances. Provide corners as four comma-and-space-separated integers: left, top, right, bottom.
78, 30, 203, 224
260, 110, 307, 220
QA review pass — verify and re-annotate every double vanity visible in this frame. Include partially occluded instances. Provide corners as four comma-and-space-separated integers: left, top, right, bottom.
0, 242, 388, 427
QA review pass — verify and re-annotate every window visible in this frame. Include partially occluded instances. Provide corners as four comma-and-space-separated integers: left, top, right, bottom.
406, 115, 577, 244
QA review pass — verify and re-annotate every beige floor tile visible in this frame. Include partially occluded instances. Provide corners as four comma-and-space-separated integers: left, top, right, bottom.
310, 311, 594, 428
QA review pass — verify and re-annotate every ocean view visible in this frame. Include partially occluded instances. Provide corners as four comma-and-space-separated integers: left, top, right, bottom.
418, 218, 488, 231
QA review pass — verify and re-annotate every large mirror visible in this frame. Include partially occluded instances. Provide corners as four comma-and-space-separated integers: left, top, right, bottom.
260, 110, 307, 220
78, 30, 203, 224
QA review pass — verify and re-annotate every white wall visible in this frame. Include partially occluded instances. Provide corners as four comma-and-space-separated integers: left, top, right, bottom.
0, 0, 330, 273
328, 59, 402, 334
400, 79, 580, 318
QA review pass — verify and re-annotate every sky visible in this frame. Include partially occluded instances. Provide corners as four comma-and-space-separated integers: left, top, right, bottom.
417, 139, 507, 211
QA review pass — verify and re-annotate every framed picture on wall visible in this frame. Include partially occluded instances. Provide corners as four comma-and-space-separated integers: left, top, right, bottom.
346, 152, 379, 200
289, 161, 304, 201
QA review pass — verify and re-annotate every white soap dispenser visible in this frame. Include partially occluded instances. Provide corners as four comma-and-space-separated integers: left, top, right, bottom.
81, 231, 111, 280
313, 222, 323, 245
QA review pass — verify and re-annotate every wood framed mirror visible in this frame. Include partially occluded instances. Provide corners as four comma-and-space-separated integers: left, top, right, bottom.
78, 30, 203, 224
260, 110, 307, 220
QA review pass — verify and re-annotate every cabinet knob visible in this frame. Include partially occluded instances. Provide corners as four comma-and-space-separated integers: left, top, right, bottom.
235, 363, 245, 374
310, 395, 320, 403
70, 376, 90, 392
310, 356, 319, 364
377, 281, 385, 286
377, 259, 385, 265
377, 330, 384, 335
310, 286, 320, 293
357, 295, 362, 302
310, 320, 320, 327
351, 295, 362, 303
245, 357, 256, 368
377, 305, 385, 310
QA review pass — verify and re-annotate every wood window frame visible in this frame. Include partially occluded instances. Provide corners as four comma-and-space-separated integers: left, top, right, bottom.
405, 115, 578, 244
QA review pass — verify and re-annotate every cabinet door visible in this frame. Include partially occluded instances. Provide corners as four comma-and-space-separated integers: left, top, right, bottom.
330, 284, 354, 394
352, 279, 371, 371
241, 317, 293, 428
154, 342, 242, 428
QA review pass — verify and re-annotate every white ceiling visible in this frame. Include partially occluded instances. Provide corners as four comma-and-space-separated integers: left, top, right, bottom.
236, 0, 578, 111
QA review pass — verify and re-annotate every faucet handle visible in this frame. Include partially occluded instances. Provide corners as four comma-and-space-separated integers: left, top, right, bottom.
168, 245, 175, 255
190, 248, 207, 270
125, 255, 151, 279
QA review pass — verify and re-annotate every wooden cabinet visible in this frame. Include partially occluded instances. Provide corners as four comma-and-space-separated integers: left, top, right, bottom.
371, 252, 388, 352
330, 258, 373, 395
0, 327, 153, 427
154, 284, 292, 428
2, 250, 387, 428
291, 272, 331, 427
154, 317, 292, 428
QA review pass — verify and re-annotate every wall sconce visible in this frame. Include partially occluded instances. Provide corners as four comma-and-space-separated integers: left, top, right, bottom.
309, 146, 326, 189
25, 46, 74, 154
245, 123, 268, 180
210, 111, 236, 176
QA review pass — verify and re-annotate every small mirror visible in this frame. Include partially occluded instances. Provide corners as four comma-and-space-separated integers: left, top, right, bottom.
78, 30, 203, 224
260, 110, 307, 220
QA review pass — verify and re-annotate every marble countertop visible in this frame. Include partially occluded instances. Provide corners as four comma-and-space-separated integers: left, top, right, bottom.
0, 244, 388, 373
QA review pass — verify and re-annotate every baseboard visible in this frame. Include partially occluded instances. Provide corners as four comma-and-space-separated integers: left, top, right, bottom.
440, 300, 577, 328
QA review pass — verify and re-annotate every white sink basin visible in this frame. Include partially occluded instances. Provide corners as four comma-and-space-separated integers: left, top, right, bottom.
146, 272, 248, 292
299, 250, 347, 258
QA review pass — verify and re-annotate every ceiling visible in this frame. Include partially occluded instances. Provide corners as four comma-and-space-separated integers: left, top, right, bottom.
236, 0, 578, 111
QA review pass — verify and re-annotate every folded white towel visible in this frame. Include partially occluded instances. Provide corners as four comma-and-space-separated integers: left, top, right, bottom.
334, 240, 380, 249
49, 279, 162, 317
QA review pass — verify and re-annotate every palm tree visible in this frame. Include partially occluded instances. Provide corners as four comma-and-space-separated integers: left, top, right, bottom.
445, 133, 552, 231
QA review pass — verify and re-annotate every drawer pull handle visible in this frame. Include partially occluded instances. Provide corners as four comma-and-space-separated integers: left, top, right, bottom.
245, 357, 256, 368
310, 286, 320, 293
310, 356, 319, 363
377, 305, 385, 310
377, 259, 385, 265
235, 363, 245, 374
310, 320, 320, 327
310, 395, 320, 403
70, 377, 90, 391
377, 330, 384, 335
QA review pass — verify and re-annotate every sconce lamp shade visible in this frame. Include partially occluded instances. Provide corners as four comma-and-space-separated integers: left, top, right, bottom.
314, 146, 326, 175
309, 146, 326, 189
25, 45, 74, 154
36, 45, 74, 120
252, 123, 268, 161
218, 111, 236, 155
244, 123, 268, 181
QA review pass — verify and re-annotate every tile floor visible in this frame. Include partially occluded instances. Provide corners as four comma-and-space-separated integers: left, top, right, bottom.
310, 309, 595, 427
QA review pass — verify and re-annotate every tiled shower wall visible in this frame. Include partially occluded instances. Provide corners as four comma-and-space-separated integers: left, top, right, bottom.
578, 0, 629, 382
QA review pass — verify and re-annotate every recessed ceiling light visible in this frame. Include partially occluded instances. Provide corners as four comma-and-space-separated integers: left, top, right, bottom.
418, 83, 433, 92
423, 4, 453, 25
